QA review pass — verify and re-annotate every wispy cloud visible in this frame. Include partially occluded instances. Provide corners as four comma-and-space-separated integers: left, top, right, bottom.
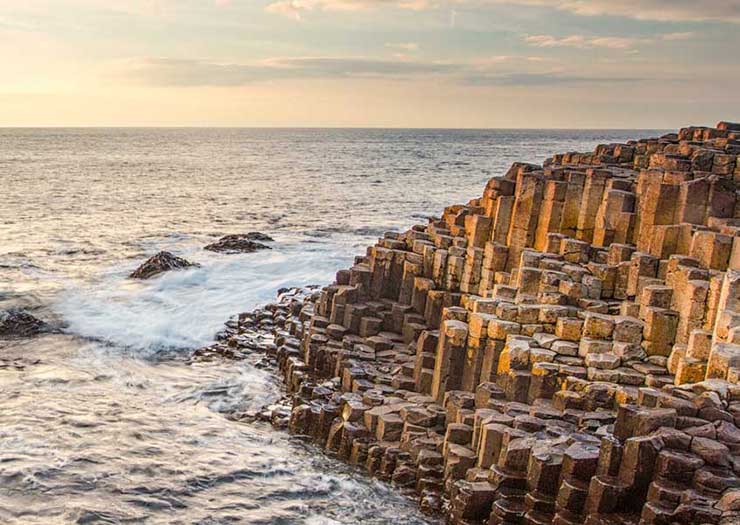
262, 0, 740, 23
661, 32, 696, 41
471, 55, 545, 65
477, 0, 740, 23
524, 31, 696, 50
126, 55, 679, 89
263, 0, 740, 22
385, 42, 420, 51
265, 1, 305, 20
128, 56, 458, 85
464, 71, 648, 86
524, 35, 620, 49
265, 0, 432, 19
525, 34, 642, 49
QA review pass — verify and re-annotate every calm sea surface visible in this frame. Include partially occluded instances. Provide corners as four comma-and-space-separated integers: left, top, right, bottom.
0, 128, 663, 524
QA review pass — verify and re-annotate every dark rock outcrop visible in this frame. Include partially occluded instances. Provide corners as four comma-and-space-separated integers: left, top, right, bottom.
0, 310, 50, 338
129, 251, 200, 279
204, 234, 272, 254
245, 232, 274, 242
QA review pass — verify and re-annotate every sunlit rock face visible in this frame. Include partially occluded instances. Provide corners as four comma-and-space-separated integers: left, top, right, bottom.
204, 234, 273, 254
129, 251, 200, 279
207, 121, 740, 525
0, 309, 50, 338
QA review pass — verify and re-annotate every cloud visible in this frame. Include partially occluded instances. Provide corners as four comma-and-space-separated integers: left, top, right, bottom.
526, 35, 573, 47
525, 34, 645, 49
264, 1, 304, 19
464, 71, 648, 86
476, 0, 740, 23
265, 0, 432, 19
661, 31, 696, 41
524, 31, 696, 50
128, 56, 458, 85
126, 54, 678, 89
588, 37, 641, 49
263, 0, 740, 22
385, 42, 420, 51
472, 55, 546, 65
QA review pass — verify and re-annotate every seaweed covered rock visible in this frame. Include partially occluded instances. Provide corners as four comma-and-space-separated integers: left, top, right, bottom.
0, 310, 50, 338
204, 234, 272, 254
129, 251, 200, 279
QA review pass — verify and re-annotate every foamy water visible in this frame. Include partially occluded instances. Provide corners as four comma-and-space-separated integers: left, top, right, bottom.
0, 128, 662, 524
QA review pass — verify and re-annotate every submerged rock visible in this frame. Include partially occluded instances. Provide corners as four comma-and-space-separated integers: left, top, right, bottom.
0, 356, 41, 370
129, 251, 200, 279
0, 310, 50, 338
204, 234, 272, 254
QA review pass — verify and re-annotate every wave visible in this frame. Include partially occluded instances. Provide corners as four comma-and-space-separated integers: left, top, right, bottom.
54, 247, 343, 354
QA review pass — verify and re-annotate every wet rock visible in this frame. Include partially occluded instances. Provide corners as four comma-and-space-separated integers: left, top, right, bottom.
244, 231, 274, 242
191, 342, 243, 361
129, 251, 200, 279
0, 309, 50, 338
204, 234, 273, 254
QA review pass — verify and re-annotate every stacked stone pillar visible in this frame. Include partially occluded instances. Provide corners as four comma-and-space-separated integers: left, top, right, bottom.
237, 121, 740, 525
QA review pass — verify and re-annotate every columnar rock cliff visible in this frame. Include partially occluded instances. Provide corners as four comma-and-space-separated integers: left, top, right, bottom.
217, 122, 740, 525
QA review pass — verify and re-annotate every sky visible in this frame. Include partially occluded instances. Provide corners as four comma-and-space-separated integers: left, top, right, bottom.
1, 0, 739, 128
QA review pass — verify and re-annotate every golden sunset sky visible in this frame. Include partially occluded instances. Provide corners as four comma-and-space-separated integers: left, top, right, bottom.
1, 0, 739, 127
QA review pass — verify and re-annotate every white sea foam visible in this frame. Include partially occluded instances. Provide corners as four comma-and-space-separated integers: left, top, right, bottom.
305, 516, 342, 525
55, 244, 346, 353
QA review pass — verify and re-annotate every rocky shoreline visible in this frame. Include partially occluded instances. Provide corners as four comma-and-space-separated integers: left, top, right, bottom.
204, 122, 740, 525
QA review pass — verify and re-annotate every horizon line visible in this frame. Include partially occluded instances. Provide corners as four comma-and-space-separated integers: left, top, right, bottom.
0, 125, 678, 131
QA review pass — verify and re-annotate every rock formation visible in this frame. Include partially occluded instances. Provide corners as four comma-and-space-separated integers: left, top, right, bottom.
244, 232, 274, 242
204, 233, 272, 254
213, 122, 740, 525
0, 309, 50, 338
129, 251, 200, 279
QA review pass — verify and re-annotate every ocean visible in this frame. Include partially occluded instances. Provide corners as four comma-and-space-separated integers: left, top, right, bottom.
0, 128, 663, 524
